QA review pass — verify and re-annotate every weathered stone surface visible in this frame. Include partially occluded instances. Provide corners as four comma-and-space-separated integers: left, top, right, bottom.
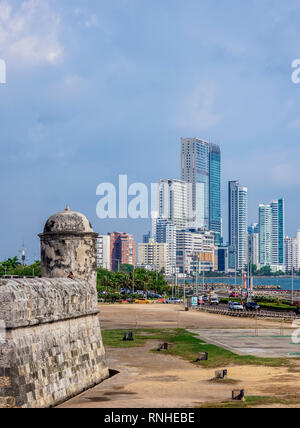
39, 234, 98, 286
0, 278, 99, 329
39, 207, 98, 285
43, 207, 93, 234
0, 315, 109, 408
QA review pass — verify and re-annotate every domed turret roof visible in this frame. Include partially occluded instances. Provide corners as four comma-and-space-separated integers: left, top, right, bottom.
43, 206, 94, 234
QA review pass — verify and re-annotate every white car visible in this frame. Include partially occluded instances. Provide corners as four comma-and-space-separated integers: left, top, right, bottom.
229, 301, 244, 311
164, 297, 183, 304
210, 297, 219, 306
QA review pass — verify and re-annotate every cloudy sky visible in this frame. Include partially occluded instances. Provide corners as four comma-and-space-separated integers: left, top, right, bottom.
0, 0, 300, 261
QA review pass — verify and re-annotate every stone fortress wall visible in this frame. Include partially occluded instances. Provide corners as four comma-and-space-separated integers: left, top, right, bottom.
0, 208, 109, 408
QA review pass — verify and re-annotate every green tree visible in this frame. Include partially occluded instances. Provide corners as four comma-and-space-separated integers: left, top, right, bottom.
0, 258, 41, 277
96, 267, 170, 295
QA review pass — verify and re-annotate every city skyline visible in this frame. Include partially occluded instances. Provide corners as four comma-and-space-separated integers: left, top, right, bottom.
94, 137, 297, 275
3, 134, 299, 264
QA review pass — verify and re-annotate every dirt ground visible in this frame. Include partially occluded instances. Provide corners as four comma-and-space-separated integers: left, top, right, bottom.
98, 303, 295, 331
59, 304, 300, 408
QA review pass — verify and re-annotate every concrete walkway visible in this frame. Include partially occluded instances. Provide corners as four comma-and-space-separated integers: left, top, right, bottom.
191, 328, 300, 358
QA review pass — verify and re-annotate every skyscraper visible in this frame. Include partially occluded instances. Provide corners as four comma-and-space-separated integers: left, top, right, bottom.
228, 181, 248, 270
259, 204, 272, 266
284, 237, 297, 273
143, 232, 151, 243
271, 199, 285, 267
248, 223, 260, 267
181, 138, 221, 237
297, 230, 300, 271
209, 144, 221, 237
152, 217, 177, 275
96, 235, 111, 270
258, 199, 285, 271
158, 179, 188, 229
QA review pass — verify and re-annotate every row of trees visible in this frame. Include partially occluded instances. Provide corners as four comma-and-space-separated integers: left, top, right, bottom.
97, 265, 171, 295
0, 257, 41, 277
251, 264, 300, 276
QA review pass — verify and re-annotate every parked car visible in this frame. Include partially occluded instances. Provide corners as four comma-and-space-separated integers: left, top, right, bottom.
245, 302, 260, 311
229, 301, 244, 311
134, 298, 154, 304
120, 288, 132, 295
230, 290, 239, 298
210, 296, 219, 306
147, 293, 162, 299
198, 297, 205, 305
164, 297, 183, 304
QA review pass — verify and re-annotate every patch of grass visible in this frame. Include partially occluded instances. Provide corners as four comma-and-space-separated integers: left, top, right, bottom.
198, 395, 300, 408
102, 328, 292, 368
154, 329, 290, 369
102, 328, 174, 348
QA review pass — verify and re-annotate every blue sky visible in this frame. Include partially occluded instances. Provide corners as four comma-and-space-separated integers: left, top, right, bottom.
0, 0, 300, 262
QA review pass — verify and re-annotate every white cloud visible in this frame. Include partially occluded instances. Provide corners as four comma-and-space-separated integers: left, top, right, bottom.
0, 0, 63, 66
74, 8, 100, 29
271, 161, 300, 187
224, 148, 300, 189
177, 83, 222, 130
289, 116, 300, 128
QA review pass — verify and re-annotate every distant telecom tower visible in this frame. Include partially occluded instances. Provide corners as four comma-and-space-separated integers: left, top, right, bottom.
20, 242, 26, 266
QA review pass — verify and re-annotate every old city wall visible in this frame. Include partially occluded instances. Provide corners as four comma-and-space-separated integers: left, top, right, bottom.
0, 278, 109, 408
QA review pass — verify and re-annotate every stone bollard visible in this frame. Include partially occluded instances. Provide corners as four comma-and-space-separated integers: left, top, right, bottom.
196, 352, 208, 362
123, 331, 134, 341
232, 389, 245, 401
215, 369, 228, 380
157, 342, 169, 351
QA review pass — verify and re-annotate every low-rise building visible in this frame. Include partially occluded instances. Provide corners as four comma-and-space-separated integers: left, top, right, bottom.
109, 232, 136, 271
138, 238, 168, 274
176, 229, 217, 275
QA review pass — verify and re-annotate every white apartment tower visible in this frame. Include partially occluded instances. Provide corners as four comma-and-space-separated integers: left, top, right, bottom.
259, 204, 272, 266
284, 237, 298, 273
259, 199, 285, 271
152, 217, 177, 275
96, 235, 111, 270
297, 230, 300, 271
158, 179, 188, 230
228, 181, 248, 270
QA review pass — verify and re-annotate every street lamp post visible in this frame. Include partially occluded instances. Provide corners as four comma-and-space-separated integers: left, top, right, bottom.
292, 244, 294, 305
234, 246, 237, 288
196, 252, 199, 300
